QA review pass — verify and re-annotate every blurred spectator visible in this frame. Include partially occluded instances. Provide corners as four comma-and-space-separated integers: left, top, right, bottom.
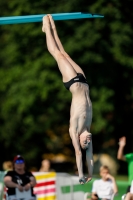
90, 165, 118, 200
3, 161, 13, 171
117, 136, 133, 193
4, 155, 36, 200
0, 182, 4, 200
39, 159, 55, 172
1, 161, 13, 200
130, 181, 133, 195
124, 180, 133, 200
124, 193, 133, 200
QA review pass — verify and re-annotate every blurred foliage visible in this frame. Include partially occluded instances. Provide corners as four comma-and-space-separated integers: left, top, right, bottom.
0, 0, 133, 173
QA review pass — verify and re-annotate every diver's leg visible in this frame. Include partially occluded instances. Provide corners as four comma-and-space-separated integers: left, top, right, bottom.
42, 15, 77, 82
48, 14, 86, 77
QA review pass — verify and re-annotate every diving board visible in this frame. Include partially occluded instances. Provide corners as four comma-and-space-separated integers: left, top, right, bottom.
0, 12, 104, 25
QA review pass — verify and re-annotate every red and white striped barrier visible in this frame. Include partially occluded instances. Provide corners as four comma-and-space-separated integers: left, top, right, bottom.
33, 172, 56, 200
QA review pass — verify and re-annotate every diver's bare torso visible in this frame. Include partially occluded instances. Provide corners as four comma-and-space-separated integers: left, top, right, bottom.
69, 82, 92, 135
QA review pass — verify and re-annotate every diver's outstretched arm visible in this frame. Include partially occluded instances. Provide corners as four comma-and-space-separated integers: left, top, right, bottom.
69, 130, 86, 184
86, 140, 93, 183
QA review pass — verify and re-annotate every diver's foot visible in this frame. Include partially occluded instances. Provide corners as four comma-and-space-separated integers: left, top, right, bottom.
48, 14, 56, 30
42, 15, 50, 33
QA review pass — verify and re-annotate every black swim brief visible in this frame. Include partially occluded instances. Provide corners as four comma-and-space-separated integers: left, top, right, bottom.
63, 73, 88, 90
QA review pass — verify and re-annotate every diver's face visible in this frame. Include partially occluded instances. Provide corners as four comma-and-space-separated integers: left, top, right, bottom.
80, 132, 91, 149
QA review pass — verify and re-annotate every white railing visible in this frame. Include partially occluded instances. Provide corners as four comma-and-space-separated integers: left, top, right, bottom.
56, 173, 85, 200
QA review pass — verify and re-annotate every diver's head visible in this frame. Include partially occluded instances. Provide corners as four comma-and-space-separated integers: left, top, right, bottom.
79, 132, 92, 150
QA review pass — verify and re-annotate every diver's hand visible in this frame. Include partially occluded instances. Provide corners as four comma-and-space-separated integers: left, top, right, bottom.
79, 177, 86, 185
86, 177, 92, 183
79, 176, 92, 184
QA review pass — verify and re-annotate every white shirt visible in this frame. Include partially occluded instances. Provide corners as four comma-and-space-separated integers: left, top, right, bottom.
92, 179, 114, 199
130, 180, 133, 193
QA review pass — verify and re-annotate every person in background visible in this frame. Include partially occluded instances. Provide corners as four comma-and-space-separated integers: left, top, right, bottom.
91, 165, 118, 200
39, 159, 55, 172
117, 136, 133, 193
1, 161, 13, 200
4, 155, 36, 200
3, 161, 13, 172
124, 180, 133, 200
125, 193, 133, 200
